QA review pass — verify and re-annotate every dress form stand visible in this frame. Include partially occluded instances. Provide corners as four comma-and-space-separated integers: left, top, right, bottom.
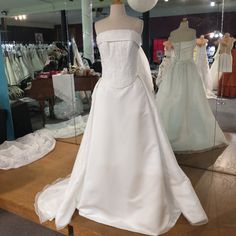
169, 18, 196, 42
196, 35, 208, 46
95, 0, 143, 34
163, 40, 173, 51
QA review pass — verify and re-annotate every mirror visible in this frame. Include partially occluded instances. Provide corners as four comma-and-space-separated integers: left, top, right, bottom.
149, 0, 236, 175
1, 0, 232, 166
213, 0, 236, 175
145, 0, 226, 170
1, 8, 85, 145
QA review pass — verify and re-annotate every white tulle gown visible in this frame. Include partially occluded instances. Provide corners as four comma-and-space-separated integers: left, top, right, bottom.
35, 30, 208, 236
156, 40, 227, 153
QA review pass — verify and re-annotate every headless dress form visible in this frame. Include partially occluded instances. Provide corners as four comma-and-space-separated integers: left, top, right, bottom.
219, 35, 235, 72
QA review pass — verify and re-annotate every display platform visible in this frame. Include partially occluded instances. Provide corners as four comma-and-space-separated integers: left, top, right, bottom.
1, 136, 236, 236
0, 139, 81, 235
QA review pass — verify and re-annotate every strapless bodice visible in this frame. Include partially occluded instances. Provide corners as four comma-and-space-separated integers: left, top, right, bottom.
96, 29, 141, 88
173, 40, 196, 61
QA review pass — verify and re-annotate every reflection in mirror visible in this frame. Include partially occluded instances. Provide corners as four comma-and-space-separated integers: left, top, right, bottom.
0, 6, 101, 145
213, 0, 236, 175
149, 0, 228, 170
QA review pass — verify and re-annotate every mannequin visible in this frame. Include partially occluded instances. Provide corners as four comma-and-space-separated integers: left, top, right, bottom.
218, 32, 236, 72
219, 33, 236, 54
156, 40, 175, 86
196, 35, 208, 46
163, 40, 173, 50
169, 18, 196, 42
95, 0, 143, 34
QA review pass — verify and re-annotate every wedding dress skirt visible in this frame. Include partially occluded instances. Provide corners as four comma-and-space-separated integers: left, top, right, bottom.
156, 40, 227, 153
0, 130, 55, 170
35, 30, 207, 236
41, 115, 87, 139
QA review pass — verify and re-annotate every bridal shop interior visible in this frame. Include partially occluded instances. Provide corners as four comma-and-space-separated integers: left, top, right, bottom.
0, 0, 236, 235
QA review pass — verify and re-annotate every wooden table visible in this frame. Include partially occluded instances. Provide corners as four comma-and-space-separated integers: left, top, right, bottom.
25, 75, 99, 126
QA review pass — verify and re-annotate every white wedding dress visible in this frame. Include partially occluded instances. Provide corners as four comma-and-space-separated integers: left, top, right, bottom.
35, 30, 207, 236
156, 40, 227, 153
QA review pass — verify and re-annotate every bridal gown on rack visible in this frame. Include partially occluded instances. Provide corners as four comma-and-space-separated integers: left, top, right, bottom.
35, 29, 208, 236
156, 40, 227, 153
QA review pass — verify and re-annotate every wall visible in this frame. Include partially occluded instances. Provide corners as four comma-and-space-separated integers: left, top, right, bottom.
1, 25, 57, 43
150, 12, 236, 39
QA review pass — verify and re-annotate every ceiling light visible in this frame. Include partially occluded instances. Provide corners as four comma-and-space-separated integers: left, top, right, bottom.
209, 30, 222, 39
164, 0, 169, 2
14, 14, 27, 21
210, 2, 216, 7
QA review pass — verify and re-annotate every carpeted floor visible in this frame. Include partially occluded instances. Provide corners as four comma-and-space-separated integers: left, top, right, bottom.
0, 209, 63, 236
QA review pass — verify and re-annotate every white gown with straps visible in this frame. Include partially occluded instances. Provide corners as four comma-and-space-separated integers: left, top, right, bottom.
35, 30, 208, 236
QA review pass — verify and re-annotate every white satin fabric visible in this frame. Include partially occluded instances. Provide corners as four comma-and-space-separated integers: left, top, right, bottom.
0, 130, 55, 170
156, 40, 227, 153
35, 30, 208, 236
